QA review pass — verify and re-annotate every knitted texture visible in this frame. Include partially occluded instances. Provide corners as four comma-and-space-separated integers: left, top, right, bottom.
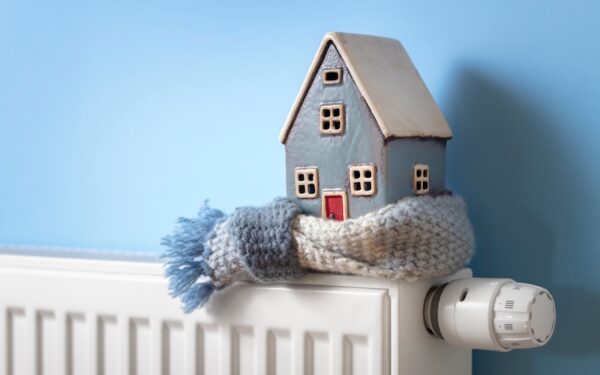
293, 194, 474, 280
227, 198, 305, 281
162, 194, 475, 312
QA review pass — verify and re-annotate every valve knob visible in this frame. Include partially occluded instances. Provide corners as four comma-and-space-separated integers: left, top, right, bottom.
493, 282, 555, 349
424, 278, 556, 351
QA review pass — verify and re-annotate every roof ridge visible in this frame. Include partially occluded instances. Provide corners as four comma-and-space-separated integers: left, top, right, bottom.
280, 32, 452, 143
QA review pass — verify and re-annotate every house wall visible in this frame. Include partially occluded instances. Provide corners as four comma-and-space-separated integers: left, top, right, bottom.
386, 138, 447, 202
285, 44, 387, 218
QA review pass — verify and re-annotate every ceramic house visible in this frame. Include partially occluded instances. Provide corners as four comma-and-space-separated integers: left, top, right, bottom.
280, 32, 453, 220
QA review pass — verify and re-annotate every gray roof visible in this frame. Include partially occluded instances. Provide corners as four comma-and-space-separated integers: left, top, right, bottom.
280, 32, 452, 143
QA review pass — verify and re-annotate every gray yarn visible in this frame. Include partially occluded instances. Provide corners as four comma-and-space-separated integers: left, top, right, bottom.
227, 198, 305, 281
163, 193, 475, 311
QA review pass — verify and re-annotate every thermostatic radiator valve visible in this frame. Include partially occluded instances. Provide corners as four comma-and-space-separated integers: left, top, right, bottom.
424, 278, 555, 351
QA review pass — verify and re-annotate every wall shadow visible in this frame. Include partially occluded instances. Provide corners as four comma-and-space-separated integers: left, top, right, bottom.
442, 68, 600, 374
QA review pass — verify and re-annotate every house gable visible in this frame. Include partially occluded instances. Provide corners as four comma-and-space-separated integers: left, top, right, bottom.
280, 32, 452, 143
284, 43, 387, 218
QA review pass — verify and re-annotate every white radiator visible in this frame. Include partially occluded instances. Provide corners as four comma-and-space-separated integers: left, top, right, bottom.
0, 250, 470, 375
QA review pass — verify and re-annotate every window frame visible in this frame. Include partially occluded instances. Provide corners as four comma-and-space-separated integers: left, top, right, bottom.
320, 103, 345, 135
294, 167, 320, 199
322, 68, 342, 85
412, 164, 430, 195
349, 164, 377, 196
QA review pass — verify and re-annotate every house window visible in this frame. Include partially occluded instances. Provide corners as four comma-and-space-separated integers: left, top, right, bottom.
349, 165, 376, 196
295, 167, 319, 199
322, 68, 342, 85
320, 104, 345, 135
413, 164, 430, 194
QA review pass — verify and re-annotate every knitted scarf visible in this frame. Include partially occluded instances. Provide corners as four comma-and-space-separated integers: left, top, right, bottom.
162, 194, 474, 312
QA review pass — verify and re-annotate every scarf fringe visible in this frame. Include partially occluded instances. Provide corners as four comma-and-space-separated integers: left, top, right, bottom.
161, 202, 223, 311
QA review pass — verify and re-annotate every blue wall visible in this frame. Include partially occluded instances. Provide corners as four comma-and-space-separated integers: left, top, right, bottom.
1, 1, 599, 373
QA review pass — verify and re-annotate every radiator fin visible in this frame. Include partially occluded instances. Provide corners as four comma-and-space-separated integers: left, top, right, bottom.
232, 326, 255, 375
98, 316, 118, 375
305, 332, 330, 375
130, 318, 151, 375
267, 329, 292, 375
162, 321, 184, 375
343, 335, 369, 375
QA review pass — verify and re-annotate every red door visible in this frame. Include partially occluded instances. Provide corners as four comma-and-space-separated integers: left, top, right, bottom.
324, 193, 346, 221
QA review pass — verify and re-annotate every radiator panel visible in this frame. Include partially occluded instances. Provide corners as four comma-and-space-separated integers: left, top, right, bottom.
0, 255, 393, 375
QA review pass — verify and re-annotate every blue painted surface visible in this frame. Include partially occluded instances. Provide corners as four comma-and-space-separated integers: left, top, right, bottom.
285, 43, 388, 218
285, 43, 447, 218
1, 1, 599, 373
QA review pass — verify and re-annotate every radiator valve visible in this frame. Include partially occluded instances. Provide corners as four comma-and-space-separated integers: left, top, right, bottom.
424, 278, 555, 351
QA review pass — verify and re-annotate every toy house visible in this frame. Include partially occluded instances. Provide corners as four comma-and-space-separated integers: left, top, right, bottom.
280, 32, 453, 220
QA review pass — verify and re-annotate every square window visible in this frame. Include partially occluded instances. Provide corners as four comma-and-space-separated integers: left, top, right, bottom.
413, 164, 430, 195
349, 164, 377, 196
322, 68, 342, 85
295, 167, 319, 199
320, 104, 345, 135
